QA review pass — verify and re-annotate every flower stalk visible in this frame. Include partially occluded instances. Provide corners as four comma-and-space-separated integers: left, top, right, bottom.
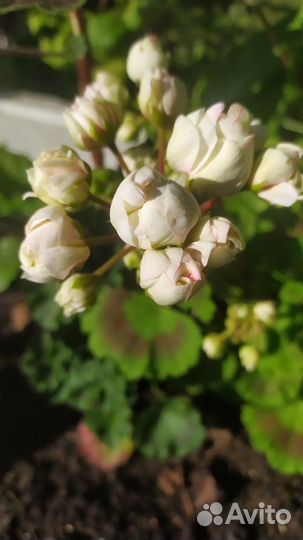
93, 245, 134, 278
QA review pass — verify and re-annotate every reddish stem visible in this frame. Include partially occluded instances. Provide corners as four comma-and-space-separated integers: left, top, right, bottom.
69, 9, 103, 169
201, 198, 220, 214
69, 10, 90, 93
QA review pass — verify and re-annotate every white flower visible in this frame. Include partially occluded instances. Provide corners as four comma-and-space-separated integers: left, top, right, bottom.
55, 273, 97, 317
239, 345, 259, 372
64, 85, 122, 151
122, 146, 156, 172
92, 70, 129, 108
253, 301, 275, 326
25, 146, 91, 208
19, 206, 90, 283
202, 333, 226, 360
167, 102, 255, 197
110, 167, 200, 249
139, 247, 205, 306
138, 68, 187, 128
116, 112, 145, 143
126, 35, 168, 84
186, 216, 245, 268
250, 142, 303, 207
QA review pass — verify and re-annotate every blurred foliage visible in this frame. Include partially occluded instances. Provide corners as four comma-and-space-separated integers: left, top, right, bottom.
0, 0, 302, 472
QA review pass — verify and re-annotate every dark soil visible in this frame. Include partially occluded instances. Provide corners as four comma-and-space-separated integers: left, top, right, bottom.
0, 370, 302, 540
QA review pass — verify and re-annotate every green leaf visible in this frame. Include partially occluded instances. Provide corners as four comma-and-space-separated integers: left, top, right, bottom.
56, 358, 132, 449
242, 402, 303, 475
81, 288, 150, 380
0, 237, 20, 292
224, 191, 269, 240
279, 280, 303, 306
81, 287, 202, 380
181, 282, 216, 324
21, 332, 79, 395
87, 11, 127, 60
0, 147, 39, 218
236, 342, 303, 408
139, 397, 205, 459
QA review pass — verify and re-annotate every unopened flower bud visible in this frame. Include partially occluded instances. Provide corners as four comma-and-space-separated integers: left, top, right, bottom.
92, 70, 129, 108
250, 142, 303, 207
26, 146, 91, 208
126, 35, 168, 84
19, 206, 90, 283
253, 300, 275, 326
186, 216, 245, 268
110, 167, 200, 249
138, 68, 187, 128
55, 273, 97, 317
202, 333, 226, 360
116, 112, 145, 143
122, 146, 156, 172
239, 345, 259, 372
123, 249, 141, 270
139, 247, 205, 306
167, 102, 254, 197
64, 85, 122, 151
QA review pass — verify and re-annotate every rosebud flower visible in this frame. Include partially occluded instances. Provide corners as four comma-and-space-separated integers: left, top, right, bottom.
167, 102, 254, 197
186, 216, 245, 268
55, 273, 97, 317
139, 247, 205, 306
239, 345, 259, 372
138, 68, 188, 128
64, 85, 122, 151
250, 142, 303, 207
110, 167, 200, 249
253, 301, 275, 326
126, 35, 168, 84
122, 146, 156, 172
92, 70, 129, 108
25, 146, 91, 208
19, 206, 90, 283
202, 333, 226, 360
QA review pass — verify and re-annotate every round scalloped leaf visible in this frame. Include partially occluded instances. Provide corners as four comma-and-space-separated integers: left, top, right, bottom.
236, 342, 303, 408
242, 403, 303, 475
139, 397, 206, 459
81, 287, 202, 380
81, 288, 150, 380
181, 282, 216, 324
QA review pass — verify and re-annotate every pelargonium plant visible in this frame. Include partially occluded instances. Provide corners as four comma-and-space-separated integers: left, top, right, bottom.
19, 34, 303, 318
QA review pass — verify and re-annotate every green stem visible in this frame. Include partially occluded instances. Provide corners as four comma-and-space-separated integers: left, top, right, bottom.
89, 193, 111, 210
93, 245, 133, 277
110, 143, 131, 176
86, 234, 119, 247
157, 127, 167, 174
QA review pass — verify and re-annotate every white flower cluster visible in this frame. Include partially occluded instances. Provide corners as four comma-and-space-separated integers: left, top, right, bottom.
18, 35, 302, 314
110, 166, 245, 306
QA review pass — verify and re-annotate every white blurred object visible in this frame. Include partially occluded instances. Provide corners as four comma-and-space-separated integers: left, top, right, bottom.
0, 92, 116, 168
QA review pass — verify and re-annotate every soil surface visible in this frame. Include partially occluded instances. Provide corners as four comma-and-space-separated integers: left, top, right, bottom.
0, 368, 302, 540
